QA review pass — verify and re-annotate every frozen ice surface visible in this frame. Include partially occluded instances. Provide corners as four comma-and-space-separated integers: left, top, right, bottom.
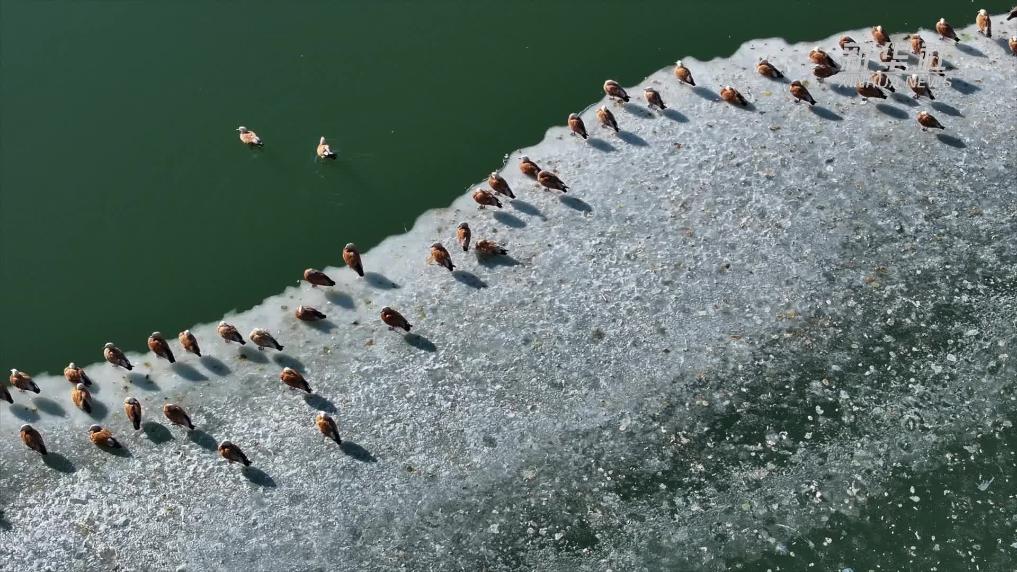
2, 16, 1015, 571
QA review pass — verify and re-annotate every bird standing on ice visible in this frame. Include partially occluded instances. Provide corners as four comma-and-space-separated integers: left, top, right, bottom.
148, 332, 175, 364
673, 60, 695, 86
756, 59, 783, 79
64, 362, 92, 386
870, 72, 895, 92
179, 330, 201, 357
163, 403, 195, 430
917, 111, 945, 131
603, 80, 630, 103
475, 240, 508, 256
218, 440, 251, 466
568, 113, 588, 140
488, 172, 515, 199
124, 397, 142, 430
380, 306, 412, 332
280, 367, 312, 393
295, 305, 327, 321
537, 170, 569, 193
472, 189, 503, 209
975, 10, 991, 38
519, 156, 541, 178
809, 47, 837, 68
316, 412, 342, 444
643, 87, 666, 110
936, 18, 959, 43
456, 223, 472, 252
104, 342, 133, 370
907, 75, 935, 100
89, 425, 121, 448
871, 25, 890, 46
789, 81, 816, 105
217, 321, 246, 345
1009, 36, 1017, 56
910, 35, 926, 55
10, 369, 39, 393
855, 83, 887, 100
236, 126, 263, 146
596, 106, 619, 133
249, 328, 283, 351
303, 268, 335, 287
71, 383, 92, 413
428, 243, 455, 272
343, 243, 365, 277
720, 86, 748, 106
20, 425, 46, 455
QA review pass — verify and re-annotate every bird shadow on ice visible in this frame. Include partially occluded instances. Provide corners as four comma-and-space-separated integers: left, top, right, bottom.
9, 404, 40, 422
365, 272, 399, 290
995, 37, 1012, 53
476, 253, 521, 268
0, 510, 11, 531
142, 421, 174, 444
403, 333, 437, 353
127, 372, 159, 391
493, 211, 526, 228
86, 399, 109, 421
875, 103, 909, 119
935, 134, 966, 148
325, 290, 355, 309
34, 397, 66, 417
828, 84, 856, 98
955, 43, 985, 57
620, 105, 654, 119
304, 319, 338, 334
661, 108, 688, 122
559, 195, 593, 214
242, 466, 277, 488
98, 443, 133, 458
809, 106, 842, 121
303, 393, 338, 414
171, 362, 209, 382
453, 270, 488, 289
239, 346, 270, 364
691, 86, 719, 101
948, 78, 980, 95
272, 353, 305, 371
200, 355, 231, 376
44, 453, 77, 473
510, 199, 546, 220
340, 441, 377, 463
617, 131, 649, 146
890, 92, 919, 107
586, 137, 615, 152
930, 101, 962, 117
187, 429, 219, 452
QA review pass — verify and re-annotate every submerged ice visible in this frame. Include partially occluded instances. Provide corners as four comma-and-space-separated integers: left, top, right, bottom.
1, 15, 1015, 571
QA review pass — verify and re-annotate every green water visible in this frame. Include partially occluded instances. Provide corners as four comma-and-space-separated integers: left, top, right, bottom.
0, 0, 1006, 374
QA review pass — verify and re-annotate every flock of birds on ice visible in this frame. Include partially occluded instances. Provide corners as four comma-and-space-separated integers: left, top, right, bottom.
6, 10, 1017, 470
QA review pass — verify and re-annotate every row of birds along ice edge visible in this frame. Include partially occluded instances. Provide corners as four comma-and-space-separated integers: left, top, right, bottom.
2, 11, 1015, 470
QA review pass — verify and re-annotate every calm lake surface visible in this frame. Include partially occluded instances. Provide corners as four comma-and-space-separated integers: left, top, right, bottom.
1, 0, 1000, 373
